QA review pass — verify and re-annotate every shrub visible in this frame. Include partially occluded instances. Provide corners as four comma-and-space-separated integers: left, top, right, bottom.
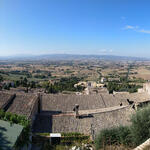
61, 132, 84, 137
118, 126, 132, 146
95, 104, 150, 149
95, 126, 132, 150
61, 132, 90, 144
130, 105, 150, 146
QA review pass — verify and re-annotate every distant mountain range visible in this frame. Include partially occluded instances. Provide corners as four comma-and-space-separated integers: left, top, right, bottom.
0, 54, 149, 61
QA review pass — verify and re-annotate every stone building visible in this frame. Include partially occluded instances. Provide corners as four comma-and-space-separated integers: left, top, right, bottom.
33, 93, 145, 138
138, 82, 150, 95
143, 83, 150, 95
1, 90, 150, 140
0, 92, 40, 126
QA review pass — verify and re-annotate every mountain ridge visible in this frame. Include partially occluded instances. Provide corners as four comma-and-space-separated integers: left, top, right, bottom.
0, 54, 149, 61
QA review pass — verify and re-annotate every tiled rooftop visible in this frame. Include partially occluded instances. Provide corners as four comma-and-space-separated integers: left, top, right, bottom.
42, 92, 150, 112
114, 92, 150, 104
0, 92, 15, 109
7, 93, 38, 118
42, 93, 122, 112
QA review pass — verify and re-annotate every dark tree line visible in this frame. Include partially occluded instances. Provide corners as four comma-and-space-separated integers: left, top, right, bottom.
45, 77, 85, 94
107, 81, 142, 94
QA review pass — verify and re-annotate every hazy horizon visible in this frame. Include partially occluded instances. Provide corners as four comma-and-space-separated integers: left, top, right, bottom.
0, 52, 147, 58
0, 53, 149, 61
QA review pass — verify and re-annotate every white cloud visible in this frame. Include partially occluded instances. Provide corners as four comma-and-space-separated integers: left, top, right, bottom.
123, 25, 139, 30
139, 29, 150, 34
123, 25, 150, 34
98, 49, 113, 54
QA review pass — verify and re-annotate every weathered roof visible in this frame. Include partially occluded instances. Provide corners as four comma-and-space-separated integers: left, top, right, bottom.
0, 92, 15, 109
42, 92, 150, 112
7, 93, 38, 118
42, 93, 122, 112
114, 92, 150, 104
0, 120, 23, 150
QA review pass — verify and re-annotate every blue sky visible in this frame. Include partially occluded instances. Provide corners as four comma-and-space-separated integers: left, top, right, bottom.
1, 0, 150, 57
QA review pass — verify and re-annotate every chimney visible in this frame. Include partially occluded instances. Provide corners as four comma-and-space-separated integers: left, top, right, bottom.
73, 104, 79, 118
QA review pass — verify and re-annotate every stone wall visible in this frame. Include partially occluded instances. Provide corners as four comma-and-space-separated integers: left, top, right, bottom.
52, 106, 134, 138
145, 83, 150, 95
140, 83, 150, 95
92, 106, 134, 136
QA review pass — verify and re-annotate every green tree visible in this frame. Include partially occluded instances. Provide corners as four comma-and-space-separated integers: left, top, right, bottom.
30, 81, 36, 88
130, 105, 150, 146
0, 75, 3, 82
22, 77, 28, 87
